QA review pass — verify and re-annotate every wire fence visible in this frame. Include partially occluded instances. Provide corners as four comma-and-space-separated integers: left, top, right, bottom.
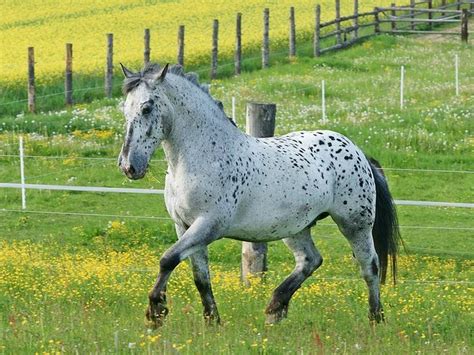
1, 207, 473, 264
2, 86, 112, 107
1, 179, 473, 208
0, 154, 166, 162
2, 208, 473, 233
0, 152, 472, 174
1, 134, 473, 210
0, 208, 171, 220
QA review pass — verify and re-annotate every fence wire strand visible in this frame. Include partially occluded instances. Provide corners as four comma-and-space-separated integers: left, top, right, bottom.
1, 152, 472, 175
0, 208, 172, 220
1, 208, 473, 234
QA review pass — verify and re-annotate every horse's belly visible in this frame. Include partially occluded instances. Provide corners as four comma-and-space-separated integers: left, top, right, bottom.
226, 194, 331, 241
226, 215, 317, 241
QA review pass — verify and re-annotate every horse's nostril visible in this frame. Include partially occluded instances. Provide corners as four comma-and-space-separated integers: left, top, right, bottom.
128, 164, 136, 175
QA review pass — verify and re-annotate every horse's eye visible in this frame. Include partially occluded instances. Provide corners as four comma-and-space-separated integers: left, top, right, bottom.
142, 105, 152, 115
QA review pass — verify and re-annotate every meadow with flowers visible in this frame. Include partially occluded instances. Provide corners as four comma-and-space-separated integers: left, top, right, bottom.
0, 0, 408, 116
0, 10, 473, 355
1, 0, 397, 82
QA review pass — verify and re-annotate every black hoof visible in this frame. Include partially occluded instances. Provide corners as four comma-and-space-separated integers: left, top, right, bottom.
369, 309, 385, 324
204, 313, 221, 326
146, 303, 169, 328
265, 302, 288, 324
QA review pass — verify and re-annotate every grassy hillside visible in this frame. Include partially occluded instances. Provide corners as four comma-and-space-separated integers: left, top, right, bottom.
0, 0, 437, 116
0, 33, 473, 353
0, 0, 394, 82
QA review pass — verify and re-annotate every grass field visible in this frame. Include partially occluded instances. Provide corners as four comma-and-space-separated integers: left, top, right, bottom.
1, 0, 394, 82
1, 0, 456, 117
0, 32, 473, 353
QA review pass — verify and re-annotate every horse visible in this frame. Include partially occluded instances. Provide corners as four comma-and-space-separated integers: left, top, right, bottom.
117, 63, 401, 327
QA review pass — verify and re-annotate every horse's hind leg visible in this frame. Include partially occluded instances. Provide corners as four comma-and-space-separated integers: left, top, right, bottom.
265, 228, 322, 324
337, 223, 384, 322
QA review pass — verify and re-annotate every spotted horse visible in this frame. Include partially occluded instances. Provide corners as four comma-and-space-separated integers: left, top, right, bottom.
117, 63, 401, 327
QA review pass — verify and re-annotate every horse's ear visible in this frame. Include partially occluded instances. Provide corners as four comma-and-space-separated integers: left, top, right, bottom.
156, 63, 169, 83
120, 63, 134, 78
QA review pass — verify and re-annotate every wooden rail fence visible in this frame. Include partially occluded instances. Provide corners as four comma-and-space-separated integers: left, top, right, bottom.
23, 0, 472, 112
315, 0, 472, 56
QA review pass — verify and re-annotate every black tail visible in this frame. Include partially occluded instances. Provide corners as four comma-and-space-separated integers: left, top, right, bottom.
369, 158, 402, 285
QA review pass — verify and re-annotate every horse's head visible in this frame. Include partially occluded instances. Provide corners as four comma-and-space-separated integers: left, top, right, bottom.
118, 63, 172, 179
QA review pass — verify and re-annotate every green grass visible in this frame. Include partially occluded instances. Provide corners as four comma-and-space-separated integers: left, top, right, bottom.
0, 33, 473, 353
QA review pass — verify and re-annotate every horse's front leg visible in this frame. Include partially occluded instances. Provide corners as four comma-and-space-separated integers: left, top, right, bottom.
189, 249, 220, 324
146, 217, 220, 327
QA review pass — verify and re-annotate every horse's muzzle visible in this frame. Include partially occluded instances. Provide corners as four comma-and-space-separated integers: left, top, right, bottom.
118, 156, 147, 180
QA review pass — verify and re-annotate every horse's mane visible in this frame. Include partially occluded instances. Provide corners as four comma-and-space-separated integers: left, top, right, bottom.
122, 63, 229, 120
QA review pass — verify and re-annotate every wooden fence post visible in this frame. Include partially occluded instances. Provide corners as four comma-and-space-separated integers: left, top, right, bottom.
391, 3, 397, 31
241, 102, 276, 286
235, 13, 242, 75
211, 19, 219, 79
246, 103, 276, 137
461, 9, 469, 43
427, 0, 433, 31
262, 8, 270, 69
177, 25, 185, 67
314, 4, 321, 57
354, 0, 359, 39
289, 6, 296, 58
27, 47, 35, 113
374, 8, 380, 34
65, 43, 73, 106
441, 0, 446, 17
105, 33, 113, 99
410, 0, 415, 30
335, 0, 342, 45
144, 29, 150, 65
456, 1, 461, 11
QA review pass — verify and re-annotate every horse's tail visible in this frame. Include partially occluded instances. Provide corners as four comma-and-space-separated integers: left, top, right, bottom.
368, 158, 402, 285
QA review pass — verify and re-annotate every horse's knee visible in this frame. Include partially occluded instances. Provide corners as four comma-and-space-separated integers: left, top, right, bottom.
160, 252, 180, 272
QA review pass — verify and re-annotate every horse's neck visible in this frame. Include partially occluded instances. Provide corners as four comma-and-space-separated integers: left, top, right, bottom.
162, 79, 244, 172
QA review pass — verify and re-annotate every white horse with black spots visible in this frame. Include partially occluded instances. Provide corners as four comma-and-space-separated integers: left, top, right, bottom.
117, 63, 401, 327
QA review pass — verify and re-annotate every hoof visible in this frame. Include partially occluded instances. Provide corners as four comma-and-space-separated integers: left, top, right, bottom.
368, 309, 385, 324
265, 303, 288, 324
204, 311, 221, 326
146, 303, 169, 328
